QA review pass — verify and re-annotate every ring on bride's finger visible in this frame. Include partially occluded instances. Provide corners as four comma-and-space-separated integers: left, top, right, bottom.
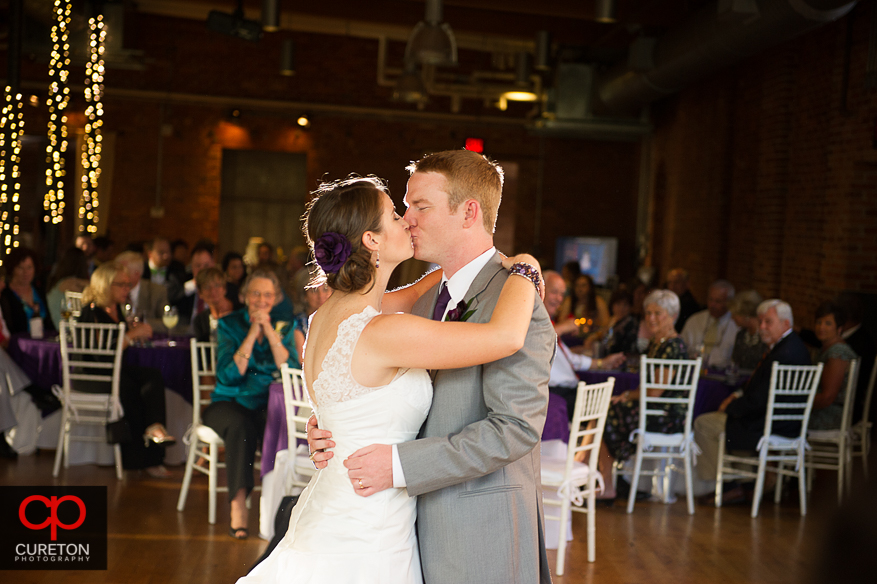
308, 450, 318, 462
358, 479, 364, 490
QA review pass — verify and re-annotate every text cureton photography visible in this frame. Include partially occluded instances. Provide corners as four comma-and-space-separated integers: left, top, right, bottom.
0, 486, 107, 571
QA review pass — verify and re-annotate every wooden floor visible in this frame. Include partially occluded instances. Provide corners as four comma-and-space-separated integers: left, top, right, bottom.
1, 448, 871, 584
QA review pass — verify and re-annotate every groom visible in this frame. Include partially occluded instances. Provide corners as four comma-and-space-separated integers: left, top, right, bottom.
311, 150, 555, 583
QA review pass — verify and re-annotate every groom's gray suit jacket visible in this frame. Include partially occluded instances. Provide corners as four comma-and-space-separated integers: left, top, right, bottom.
398, 252, 556, 584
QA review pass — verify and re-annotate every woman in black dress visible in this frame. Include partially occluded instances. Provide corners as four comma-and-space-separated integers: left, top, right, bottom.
77, 261, 175, 477
598, 289, 688, 499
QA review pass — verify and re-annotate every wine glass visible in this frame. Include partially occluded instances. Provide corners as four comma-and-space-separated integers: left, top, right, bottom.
162, 305, 179, 333
122, 303, 135, 326
59, 297, 72, 322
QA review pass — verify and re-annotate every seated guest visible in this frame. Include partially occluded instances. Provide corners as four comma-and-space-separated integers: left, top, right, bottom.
291, 268, 332, 358
543, 271, 625, 420
302, 271, 331, 318
560, 260, 582, 292
75, 234, 97, 274
46, 247, 90, 327
598, 290, 688, 499
729, 290, 766, 371
223, 251, 247, 289
193, 267, 241, 342
78, 261, 175, 477
837, 292, 876, 423
0, 247, 54, 335
170, 239, 189, 272
557, 273, 610, 339
603, 288, 640, 355
694, 299, 811, 492
0, 272, 59, 414
202, 269, 300, 540
173, 240, 216, 323
810, 301, 858, 430
285, 246, 310, 314
115, 251, 168, 321
93, 236, 115, 266
145, 237, 177, 287
680, 280, 739, 369
666, 268, 701, 332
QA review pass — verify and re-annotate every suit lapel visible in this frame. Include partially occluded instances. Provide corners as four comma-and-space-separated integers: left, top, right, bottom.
459, 252, 504, 320
429, 253, 504, 383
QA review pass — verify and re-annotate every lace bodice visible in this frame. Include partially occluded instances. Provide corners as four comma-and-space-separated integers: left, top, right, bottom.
309, 305, 398, 408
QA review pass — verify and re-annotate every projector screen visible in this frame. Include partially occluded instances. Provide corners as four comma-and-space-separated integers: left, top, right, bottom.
555, 236, 618, 286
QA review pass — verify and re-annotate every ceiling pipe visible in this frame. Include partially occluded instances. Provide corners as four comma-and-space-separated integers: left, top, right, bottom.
596, 0, 857, 114
135, 0, 533, 54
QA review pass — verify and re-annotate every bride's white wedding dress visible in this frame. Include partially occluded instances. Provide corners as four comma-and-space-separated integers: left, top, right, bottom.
239, 306, 432, 584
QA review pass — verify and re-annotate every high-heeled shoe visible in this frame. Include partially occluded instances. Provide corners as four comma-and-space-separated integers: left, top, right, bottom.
143, 423, 176, 447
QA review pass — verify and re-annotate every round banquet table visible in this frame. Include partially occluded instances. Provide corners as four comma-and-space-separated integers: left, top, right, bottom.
576, 369, 741, 419
9, 333, 194, 402
8, 333, 195, 465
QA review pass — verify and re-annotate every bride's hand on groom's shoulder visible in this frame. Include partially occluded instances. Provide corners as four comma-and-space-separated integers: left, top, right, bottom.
306, 415, 334, 469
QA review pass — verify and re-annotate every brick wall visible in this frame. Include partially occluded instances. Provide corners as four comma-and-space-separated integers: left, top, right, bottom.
647, 9, 877, 328
6, 12, 640, 281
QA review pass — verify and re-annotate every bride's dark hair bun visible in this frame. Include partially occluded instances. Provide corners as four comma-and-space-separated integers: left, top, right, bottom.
303, 176, 386, 294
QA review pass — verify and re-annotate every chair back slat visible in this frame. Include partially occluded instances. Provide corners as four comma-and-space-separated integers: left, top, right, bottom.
280, 364, 311, 447
763, 362, 824, 439
59, 321, 126, 414
836, 359, 860, 433
189, 341, 218, 427
861, 359, 877, 426
566, 379, 615, 476
638, 355, 702, 436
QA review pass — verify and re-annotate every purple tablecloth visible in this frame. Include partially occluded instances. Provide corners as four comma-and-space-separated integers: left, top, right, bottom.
577, 369, 738, 419
543, 393, 569, 443
262, 382, 309, 477
261, 384, 572, 477
8, 333, 194, 402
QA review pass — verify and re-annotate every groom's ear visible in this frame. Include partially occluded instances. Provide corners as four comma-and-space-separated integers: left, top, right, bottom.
460, 199, 481, 229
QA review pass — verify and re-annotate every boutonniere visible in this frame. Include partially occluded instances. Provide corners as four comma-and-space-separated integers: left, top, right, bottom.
274, 321, 289, 334
445, 299, 476, 322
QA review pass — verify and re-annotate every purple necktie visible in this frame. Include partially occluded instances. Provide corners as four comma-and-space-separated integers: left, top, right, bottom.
432, 284, 451, 321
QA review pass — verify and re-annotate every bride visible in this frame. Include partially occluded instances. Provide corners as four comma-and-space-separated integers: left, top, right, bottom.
238, 176, 542, 584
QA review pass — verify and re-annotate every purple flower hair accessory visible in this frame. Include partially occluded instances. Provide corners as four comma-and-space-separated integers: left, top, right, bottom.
314, 232, 352, 274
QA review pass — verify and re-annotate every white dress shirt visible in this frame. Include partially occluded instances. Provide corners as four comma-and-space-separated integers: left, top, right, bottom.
680, 309, 739, 369
128, 280, 141, 310
550, 339, 592, 388
391, 247, 496, 488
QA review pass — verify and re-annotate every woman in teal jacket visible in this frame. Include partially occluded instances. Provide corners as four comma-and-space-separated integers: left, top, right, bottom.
203, 268, 301, 539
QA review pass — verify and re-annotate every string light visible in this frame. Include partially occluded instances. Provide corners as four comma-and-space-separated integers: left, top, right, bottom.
45, 0, 72, 225
79, 14, 105, 235
0, 88, 24, 264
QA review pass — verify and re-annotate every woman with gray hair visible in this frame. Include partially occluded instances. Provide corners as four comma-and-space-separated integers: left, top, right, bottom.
202, 268, 302, 539
595, 289, 689, 500
729, 290, 766, 371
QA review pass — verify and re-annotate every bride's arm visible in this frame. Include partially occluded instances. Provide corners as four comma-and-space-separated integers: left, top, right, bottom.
380, 268, 443, 315
363, 260, 541, 371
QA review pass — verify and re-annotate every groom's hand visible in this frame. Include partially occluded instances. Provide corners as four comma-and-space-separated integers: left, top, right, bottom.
306, 415, 334, 469
344, 444, 393, 497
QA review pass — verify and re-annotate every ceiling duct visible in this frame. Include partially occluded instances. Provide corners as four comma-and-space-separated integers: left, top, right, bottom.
534, 63, 651, 140
597, 0, 857, 115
